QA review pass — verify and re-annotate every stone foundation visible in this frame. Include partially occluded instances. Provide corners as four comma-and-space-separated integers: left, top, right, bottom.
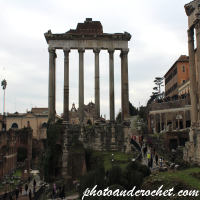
183, 127, 200, 164
61, 122, 131, 179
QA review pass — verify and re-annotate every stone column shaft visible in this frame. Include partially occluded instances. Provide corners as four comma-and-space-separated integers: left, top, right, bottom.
120, 53, 124, 122
165, 113, 168, 127
78, 48, 85, 122
184, 110, 186, 129
171, 112, 174, 130
63, 48, 70, 122
154, 114, 156, 133
108, 49, 115, 121
121, 48, 129, 119
188, 27, 198, 123
48, 47, 56, 122
94, 48, 100, 120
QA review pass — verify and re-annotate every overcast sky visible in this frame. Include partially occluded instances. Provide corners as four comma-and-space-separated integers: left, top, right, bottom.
0, 0, 191, 119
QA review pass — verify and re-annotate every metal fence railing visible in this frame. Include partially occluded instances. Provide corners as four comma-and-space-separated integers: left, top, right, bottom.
131, 139, 142, 161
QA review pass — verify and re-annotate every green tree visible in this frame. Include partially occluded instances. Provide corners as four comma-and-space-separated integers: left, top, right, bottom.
87, 119, 92, 125
116, 112, 121, 123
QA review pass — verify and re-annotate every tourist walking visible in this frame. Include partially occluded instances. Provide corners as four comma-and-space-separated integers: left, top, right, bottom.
150, 155, 153, 168
15, 187, 19, 200
61, 186, 65, 199
19, 185, 22, 196
29, 189, 32, 200
4, 191, 7, 200
9, 192, 12, 200
147, 153, 150, 162
25, 184, 28, 195
155, 154, 158, 165
160, 157, 163, 167
33, 179, 36, 193
149, 139, 152, 147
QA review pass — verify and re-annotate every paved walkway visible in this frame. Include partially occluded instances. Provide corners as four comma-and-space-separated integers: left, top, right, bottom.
18, 172, 41, 200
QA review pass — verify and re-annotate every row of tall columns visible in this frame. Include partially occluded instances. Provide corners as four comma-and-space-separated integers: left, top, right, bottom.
153, 111, 188, 133
188, 27, 198, 124
48, 48, 129, 123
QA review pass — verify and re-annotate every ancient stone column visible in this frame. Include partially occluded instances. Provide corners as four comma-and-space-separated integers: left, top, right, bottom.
171, 112, 174, 130
120, 53, 124, 122
48, 47, 56, 122
165, 113, 168, 127
121, 48, 129, 119
94, 48, 100, 121
78, 48, 85, 122
160, 113, 162, 132
108, 49, 115, 121
188, 27, 198, 124
178, 112, 180, 129
63, 48, 70, 122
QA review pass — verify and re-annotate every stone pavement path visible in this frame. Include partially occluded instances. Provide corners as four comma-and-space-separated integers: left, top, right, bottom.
18, 173, 41, 200
141, 138, 169, 172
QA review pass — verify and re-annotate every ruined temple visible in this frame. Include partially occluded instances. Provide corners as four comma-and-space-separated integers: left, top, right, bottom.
44, 19, 132, 179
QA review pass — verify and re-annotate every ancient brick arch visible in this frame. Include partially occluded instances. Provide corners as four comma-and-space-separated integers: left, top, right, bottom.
0, 129, 32, 181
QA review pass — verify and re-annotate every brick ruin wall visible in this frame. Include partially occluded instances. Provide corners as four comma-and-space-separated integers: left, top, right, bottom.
0, 129, 32, 182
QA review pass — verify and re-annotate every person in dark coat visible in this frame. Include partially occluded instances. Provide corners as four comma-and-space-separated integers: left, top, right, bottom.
15, 187, 19, 200
25, 184, 28, 195
9, 192, 12, 200
33, 179, 36, 193
155, 154, 158, 165
29, 189, 32, 200
61, 186, 65, 199
28, 176, 31, 183
4, 191, 7, 200
153, 146, 156, 155
150, 155, 153, 168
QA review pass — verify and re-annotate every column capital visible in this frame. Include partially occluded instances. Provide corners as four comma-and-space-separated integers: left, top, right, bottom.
121, 48, 129, 54
63, 48, 71, 53
195, 19, 200, 34
78, 48, 85, 53
93, 48, 100, 53
108, 48, 115, 54
48, 47, 55, 53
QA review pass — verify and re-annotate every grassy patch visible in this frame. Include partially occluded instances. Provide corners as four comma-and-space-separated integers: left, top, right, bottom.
142, 167, 200, 199
92, 150, 131, 171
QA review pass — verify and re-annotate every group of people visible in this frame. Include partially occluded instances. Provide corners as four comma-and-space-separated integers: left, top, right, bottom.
144, 139, 165, 168
3, 177, 36, 200
52, 183, 65, 199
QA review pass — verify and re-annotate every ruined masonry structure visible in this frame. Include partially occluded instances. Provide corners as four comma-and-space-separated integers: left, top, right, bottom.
184, 0, 200, 164
44, 19, 132, 179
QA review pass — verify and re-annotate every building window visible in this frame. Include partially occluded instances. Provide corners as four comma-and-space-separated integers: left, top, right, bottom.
11, 123, 18, 129
27, 121, 30, 127
42, 122, 47, 129
182, 80, 185, 84
182, 65, 185, 73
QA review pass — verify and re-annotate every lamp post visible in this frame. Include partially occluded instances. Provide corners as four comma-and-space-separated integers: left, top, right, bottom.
112, 154, 114, 167
1, 79, 7, 116
132, 158, 136, 200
